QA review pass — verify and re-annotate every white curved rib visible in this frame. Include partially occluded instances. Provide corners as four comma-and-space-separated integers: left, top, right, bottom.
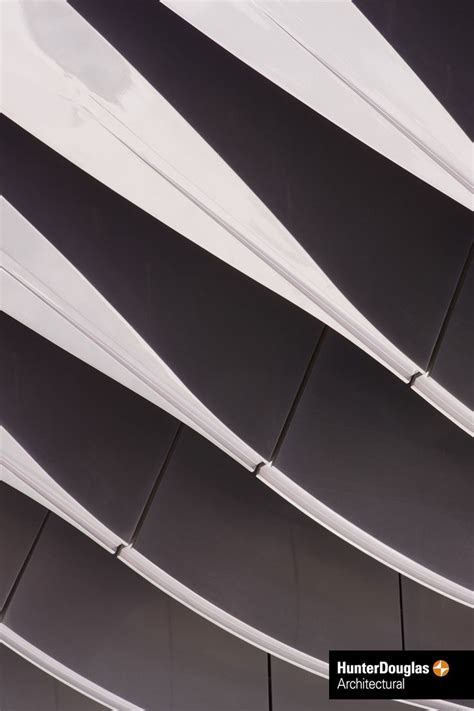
163, 0, 473, 210
0, 198, 260, 470
0, 626, 142, 711
2, 0, 424, 386
258, 465, 473, 608
118, 546, 327, 677
1, 203, 470, 600
0, 427, 124, 553
412, 375, 473, 437
0, 441, 471, 711
1, 213, 471, 606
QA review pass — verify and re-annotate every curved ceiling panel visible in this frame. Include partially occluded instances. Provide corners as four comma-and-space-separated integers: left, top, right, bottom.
1, 116, 472, 436
0, 512, 272, 711
401, 578, 474, 652
0, 644, 106, 711
161, 0, 472, 210
2, 390, 470, 679
0, 626, 141, 711
5, 1, 472, 403
0, 137, 323, 458
0, 314, 180, 544
1, 307, 470, 604
0, 483, 47, 609
354, 0, 473, 140
265, 331, 473, 599
63, 0, 472, 376
1, 461, 470, 711
129, 427, 401, 661
427, 253, 473, 410
0, 199, 261, 469
271, 656, 401, 711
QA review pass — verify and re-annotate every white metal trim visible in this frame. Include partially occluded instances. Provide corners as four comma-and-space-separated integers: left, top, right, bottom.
0, 625, 143, 711
258, 465, 473, 608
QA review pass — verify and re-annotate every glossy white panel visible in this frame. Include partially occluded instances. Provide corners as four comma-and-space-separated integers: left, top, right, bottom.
2, 0, 421, 384
0, 199, 260, 469
164, 0, 473, 210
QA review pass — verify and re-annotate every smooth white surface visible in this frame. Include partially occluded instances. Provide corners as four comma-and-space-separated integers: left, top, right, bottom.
412, 374, 473, 437
0, 199, 261, 470
0, 626, 142, 711
164, 0, 473, 210
2, 0, 423, 386
258, 465, 474, 608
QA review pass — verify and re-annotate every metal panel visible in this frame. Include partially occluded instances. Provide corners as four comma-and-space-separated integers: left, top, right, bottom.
430, 256, 474, 409
402, 578, 474, 651
355, 0, 474, 139
1, 314, 179, 541
0, 645, 103, 711
3, 515, 268, 710
67, 0, 472, 368
0, 483, 46, 610
135, 428, 401, 659
0, 117, 321, 458
271, 657, 401, 711
274, 332, 473, 588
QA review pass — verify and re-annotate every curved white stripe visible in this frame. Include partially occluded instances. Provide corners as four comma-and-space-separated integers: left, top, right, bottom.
0, 198, 260, 470
0, 445, 470, 711
3, 0, 427, 387
0, 626, 142, 711
2, 211, 473, 605
119, 546, 327, 677
2, 198, 470, 595
164, 0, 473, 210
412, 375, 473, 437
0, 428, 124, 553
258, 465, 473, 608
1, 202, 470, 599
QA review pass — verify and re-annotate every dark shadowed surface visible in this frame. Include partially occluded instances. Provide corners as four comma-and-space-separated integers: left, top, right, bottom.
0, 483, 46, 610
402, 578, 474, 651
1, 314, 179, 541
274, 331, 473, 588
135, 428, 401, 659
430, 255, 474, 409
271, 657, 401, 711
0, 645, 103, 711
3, 515, 268, 710
0, 116, 322, 457
355, 0, 474, 139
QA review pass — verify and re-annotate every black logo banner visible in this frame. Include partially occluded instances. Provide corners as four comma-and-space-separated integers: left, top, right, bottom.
329, 650, 473, 699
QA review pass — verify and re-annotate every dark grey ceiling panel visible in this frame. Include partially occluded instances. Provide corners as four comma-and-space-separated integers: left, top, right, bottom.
0, 116, 322, 458
0, 645, 103, 711
354, 0, 474, 139
66, 0, 472, 369
0, 313, 179, 541
3, 514, 267, 710
402, 578, 474, 651
430, 253, 474, 409
0, 483, 46, 610
274, 331, 473, 588
134, 428, 401, 659
271, 657, 401, 711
